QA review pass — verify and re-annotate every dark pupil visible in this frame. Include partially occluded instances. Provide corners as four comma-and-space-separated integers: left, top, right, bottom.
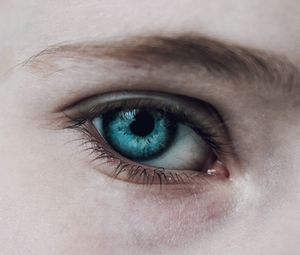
129, 111, 155, 137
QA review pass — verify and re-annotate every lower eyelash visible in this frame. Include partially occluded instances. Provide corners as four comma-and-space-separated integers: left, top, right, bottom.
67, 121, 209, 186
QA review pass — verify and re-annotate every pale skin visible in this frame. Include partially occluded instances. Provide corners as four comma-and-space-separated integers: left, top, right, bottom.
0, 0, 300, 254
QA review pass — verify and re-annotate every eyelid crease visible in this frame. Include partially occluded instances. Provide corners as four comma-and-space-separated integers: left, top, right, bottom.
64, 91, 215, 119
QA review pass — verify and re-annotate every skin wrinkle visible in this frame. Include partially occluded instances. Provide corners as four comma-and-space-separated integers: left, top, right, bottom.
25, 34, 300, 94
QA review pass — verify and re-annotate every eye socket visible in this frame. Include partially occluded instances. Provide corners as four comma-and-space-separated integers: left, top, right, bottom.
65, 91, 231, 185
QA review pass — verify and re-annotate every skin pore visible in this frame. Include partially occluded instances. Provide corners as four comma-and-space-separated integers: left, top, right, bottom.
0, 0, 300, 254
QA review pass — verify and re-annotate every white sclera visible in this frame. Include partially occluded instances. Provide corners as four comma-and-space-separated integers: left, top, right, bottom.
142, 124, 209, 170
93, 115, 210, 171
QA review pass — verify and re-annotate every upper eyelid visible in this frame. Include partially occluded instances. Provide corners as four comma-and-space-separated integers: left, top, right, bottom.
64, 91, 234, 156
21, 35, 299, 116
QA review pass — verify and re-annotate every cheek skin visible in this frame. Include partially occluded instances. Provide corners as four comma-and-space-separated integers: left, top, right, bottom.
122, 180, 235, 250
0, 48, 14, 75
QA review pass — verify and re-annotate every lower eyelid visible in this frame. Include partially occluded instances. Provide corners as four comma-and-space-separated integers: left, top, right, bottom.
72, 121, 229, 187
127, 181, 235, 249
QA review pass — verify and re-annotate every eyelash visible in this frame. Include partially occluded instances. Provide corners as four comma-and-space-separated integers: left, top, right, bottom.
65, 97, 230, 186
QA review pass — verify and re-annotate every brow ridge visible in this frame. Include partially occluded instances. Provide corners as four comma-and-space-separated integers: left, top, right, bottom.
27, 34, 299, 93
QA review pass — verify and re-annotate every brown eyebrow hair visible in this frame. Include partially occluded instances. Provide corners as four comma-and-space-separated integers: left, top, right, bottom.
27, 34, 299, 92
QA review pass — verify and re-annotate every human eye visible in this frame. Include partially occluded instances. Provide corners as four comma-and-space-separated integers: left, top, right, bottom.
64, 91, 232, 186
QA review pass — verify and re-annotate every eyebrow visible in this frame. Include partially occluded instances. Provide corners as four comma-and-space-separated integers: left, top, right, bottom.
26, 34, 299, 92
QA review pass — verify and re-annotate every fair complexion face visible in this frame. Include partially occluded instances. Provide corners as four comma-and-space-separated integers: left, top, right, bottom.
0, 0, 300, 254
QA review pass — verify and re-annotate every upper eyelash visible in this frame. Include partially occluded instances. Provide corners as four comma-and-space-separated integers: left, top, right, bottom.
63, 94, 232, 186
66, 98, 231, 156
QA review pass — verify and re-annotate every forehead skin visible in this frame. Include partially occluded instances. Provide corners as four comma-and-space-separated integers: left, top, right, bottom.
0, 1, 300, 255
1, 0, 300, 68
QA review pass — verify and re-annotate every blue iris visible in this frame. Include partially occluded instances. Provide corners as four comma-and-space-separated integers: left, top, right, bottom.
102, 109, 177, 160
